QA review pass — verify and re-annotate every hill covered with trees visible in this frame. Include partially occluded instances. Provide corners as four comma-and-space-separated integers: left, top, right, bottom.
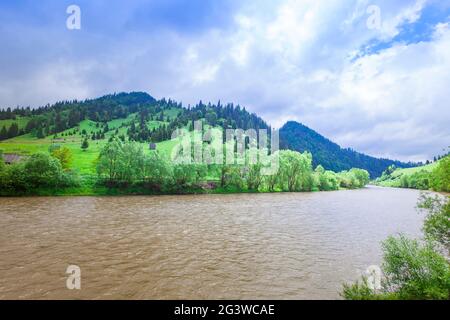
0, 91, 417, 193
280, 121, 416, 178
0, 92, 269, 143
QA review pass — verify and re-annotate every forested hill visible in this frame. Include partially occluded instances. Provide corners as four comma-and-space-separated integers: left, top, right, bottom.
280, 121, 416, 178
0, 92, 269, 142
1, 92, 416, 178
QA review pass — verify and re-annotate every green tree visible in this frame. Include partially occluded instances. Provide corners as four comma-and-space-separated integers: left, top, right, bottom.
343, 235, 450, 300
381, 236, 449, 300
51, 147, 73, 170
431, 156, 450, 192
97, 138, 123, 183
418, 194, 450, 254
172, 165, 196, 187
205, 111, 218, 126
315, 166, 340, 191
97, 140, 146, 184
117, 142, 146, 183
342, 196, 450, 300
261, 152, 281, 192
408, 170, 430, 190
55, 112, 65, 132
400, 174, 409, 188
219, 164, 232, 187
0, 126, 7, 140
263, 170, 280, 192
7, 123, 19, 138
326, 171, 340, 190
172, 164, 207, 188
144, 151, 172, 189
350, 168, 370, 188
24, 152, 64, 189
340, 171, 356, 189
315, 165, 328, 190
384, 165, 397, 176
278, 150, 313, 192
0, 150, 5, 172
227, 165, 246, 189
36, 126, 45, 139
246, 163, 263, 191
81, 138, 89, 151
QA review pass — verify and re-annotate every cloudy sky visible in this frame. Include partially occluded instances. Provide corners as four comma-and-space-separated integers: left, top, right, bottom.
0, 0, 449, 162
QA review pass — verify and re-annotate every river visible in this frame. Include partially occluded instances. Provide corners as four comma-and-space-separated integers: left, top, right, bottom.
0, 186, 425, 299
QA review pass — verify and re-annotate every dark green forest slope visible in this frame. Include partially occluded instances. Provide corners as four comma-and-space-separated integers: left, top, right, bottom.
280, 121, 416, 178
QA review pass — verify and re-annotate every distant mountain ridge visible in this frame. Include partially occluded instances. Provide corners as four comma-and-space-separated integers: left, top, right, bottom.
280, 121, 416, 178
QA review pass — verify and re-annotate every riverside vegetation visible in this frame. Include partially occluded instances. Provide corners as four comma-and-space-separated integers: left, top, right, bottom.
342, 194, 450, 300
345, 155, 450, 300
0, 92, 372, 196
0, 142, 370, 196
375, 155, 450, 193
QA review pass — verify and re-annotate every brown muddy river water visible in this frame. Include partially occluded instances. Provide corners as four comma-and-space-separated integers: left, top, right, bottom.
0, 186, 425, 299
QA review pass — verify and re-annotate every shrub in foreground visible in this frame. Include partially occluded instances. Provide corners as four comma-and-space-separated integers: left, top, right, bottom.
0, 152, 78, 194
342, 196, 450, 300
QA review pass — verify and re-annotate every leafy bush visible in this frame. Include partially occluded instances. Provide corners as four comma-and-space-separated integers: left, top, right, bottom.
278, 150, 313, 192
24, 152, 64, 188
338, 168, 370, 189
0, 150, 5, 172
313, 165, 340, 191
350, 168, 370, 187
342, 196, 450, 300
51, 147, 73, 170
342, 278, 396, 300
418, 194, 450, 254
431, 156, 450, 192
97, 138, 207, 190
172, 164, 207, 188
378, 155, 449, 192
0, 152, 78, 194
97, 139, 145, 185
382, 235, 449, 300
144, 151, 172, 189
408, 170, 431, 190
95, 140, 370, 193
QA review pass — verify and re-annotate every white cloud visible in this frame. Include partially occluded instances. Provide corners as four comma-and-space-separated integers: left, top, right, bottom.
319, 22, 450, 160
378, 0, 427, 39
165, 0, 449, 161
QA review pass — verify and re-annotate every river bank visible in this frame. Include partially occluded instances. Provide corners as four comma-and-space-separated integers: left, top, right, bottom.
0, 181, 363, 197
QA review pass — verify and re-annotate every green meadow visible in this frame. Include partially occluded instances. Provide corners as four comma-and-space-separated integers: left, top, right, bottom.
0, 113, 178, 176
375, 161, 439, 188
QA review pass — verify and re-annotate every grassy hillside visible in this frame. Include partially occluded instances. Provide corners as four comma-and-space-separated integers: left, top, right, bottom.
0, 119, 172, 175
374, 158, 445, 190
379, 163, 438, 185
0, 92, 269, 177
